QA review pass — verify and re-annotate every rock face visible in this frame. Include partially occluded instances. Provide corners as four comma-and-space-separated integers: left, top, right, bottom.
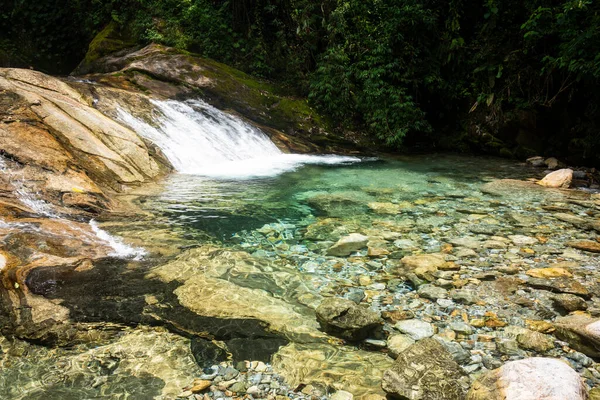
0, 68, 169, 199
316, 297, 382, 341
538, 168, 573, 188
554, 315, 600, 357
467, 358, 587, 400
382, 338, 467, 400
327, 233, 369, 256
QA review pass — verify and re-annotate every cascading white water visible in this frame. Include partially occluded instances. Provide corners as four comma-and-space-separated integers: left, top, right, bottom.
117, 99, 360, 179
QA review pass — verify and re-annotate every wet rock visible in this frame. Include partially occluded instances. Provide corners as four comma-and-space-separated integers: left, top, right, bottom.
316, 297, 382, 341
467, 358, 587, 400
538, 168, 573, 188
526, 267, 572, 278
395, 319, 434, 340
368, 202, 403, 215
450, 322, 474, 335
327, 233, 369, 256
554, 315, 600, 357
191, 380, 212, 393
307, 193, 368, 218
367, 247, 390, 257
509, 235, 538, 246
516, 330, 555, 352
272, 342, 393, 398
331, 390, 354, 400
552, 293, 587, 312
400, 253, 447, 270
545, 157, 560, 169
382, 338, 467, 400
526, 277, 590, 298
387, 334, 415, 358
481, 179, 566, 201
417, 284, 448, 300
450, 289, 478, 305
567, 240, 600, 253
526, 156, 545, 167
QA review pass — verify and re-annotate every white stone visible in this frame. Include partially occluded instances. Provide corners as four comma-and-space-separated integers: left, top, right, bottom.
327, 233, 369, 256
395, 319, 434, 340
330, 390, 354, 400
538, 168, 573, 188
468, 357, 587, 400
508, 235, 538, 246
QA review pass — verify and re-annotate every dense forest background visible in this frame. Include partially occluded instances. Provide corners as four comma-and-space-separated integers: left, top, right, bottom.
1, 0, 599, 165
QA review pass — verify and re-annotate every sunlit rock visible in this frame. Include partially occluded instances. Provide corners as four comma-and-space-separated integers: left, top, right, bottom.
538, 168, 573, 188
327, 233, 369, 256
467, 358, 587, 400
316, 297, 382, 341
382, 338, 467, 399
272, 342, 393, 398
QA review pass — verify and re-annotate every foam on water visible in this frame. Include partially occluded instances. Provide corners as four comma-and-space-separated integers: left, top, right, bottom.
89, 220, 146, 260
117, 99, 360, 178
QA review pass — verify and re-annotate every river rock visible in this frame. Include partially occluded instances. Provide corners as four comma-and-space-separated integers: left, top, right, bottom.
327, 233, 369, 256
467, 357, 587, 400
554, 315, 600, 357
516, 330, 555, 352
382, 338, 467, 400
566, 240, 600, 253
395, 319, 434, 340
538, 168, 573, 188
545, 157, 560, 169
316, 297, 382, 341
387, 334, 415, 358
552, 293, 587, 312
526, 277, 590, 298
417, 284, 448, 300
272, 342, 393, 398
526, 267, 572, 278
368, 202, 402, 215
527, 156, 545, 167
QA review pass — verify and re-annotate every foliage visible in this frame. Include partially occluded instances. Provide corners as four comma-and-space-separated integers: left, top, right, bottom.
1, 0, 599, 161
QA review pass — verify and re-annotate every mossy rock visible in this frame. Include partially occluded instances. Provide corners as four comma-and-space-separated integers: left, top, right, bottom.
73, 21, 136, 75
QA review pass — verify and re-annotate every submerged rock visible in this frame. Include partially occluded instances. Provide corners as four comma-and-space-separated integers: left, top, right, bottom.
316, 297, 382, 341
272, 342, 393, 398
327, 233, 369, 256
395, 319, 435, 340
467, 358, 587, 400
538, 168, 573, 188
554, 315, 600, 358
382, 338, 467, 400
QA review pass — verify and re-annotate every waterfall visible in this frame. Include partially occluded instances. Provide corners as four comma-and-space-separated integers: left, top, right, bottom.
117, 99, 360, 179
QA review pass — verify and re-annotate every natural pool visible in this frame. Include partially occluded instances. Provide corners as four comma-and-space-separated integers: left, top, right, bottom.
2, 154, 600, 399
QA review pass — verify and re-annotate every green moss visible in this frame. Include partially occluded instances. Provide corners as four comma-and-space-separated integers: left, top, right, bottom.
76, 22, 135, 74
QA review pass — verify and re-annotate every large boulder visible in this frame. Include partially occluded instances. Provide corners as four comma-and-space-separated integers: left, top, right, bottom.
327, 233, 369, 256
316, 297, 382, 341
382, 338, 467, 400
553, 315, 600, 357
538, 168, 573, 188
467, 358, 587, 400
